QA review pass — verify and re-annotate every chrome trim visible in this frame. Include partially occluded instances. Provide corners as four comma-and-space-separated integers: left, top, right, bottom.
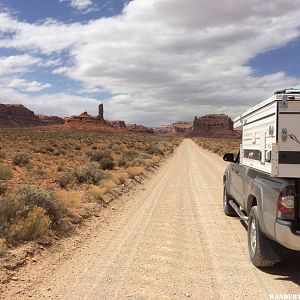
229, 200, 249, 221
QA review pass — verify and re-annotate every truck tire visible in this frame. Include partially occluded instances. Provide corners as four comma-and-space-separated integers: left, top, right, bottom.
223, 184, 236, 216
248, 206, 278, 267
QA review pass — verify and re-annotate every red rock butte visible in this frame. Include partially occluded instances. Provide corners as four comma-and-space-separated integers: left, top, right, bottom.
0, 104, 63, 127
191, 114, 240, 138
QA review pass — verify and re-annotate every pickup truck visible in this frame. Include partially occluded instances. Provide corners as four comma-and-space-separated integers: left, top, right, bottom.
223, 152, 300, 267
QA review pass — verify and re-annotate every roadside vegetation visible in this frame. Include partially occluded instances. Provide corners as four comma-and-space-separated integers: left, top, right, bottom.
0, 129, 181, 252
193, 137, 241, 157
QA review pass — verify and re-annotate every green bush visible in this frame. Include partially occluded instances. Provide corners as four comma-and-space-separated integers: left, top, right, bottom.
87, 151, 111, 162
74, 163, 105, 184
100, 157, 115, 170
0, 195, 23, 235
12, 153, 30, 166
16, 185, 63, 222
146, 147, 164, 156
57, 173, 71, 188
0, 164, 12, 180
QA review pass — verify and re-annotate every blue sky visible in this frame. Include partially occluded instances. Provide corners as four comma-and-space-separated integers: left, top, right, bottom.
0, 0, 299, 125
0, 0, 130, 22
249, 38, 300, 78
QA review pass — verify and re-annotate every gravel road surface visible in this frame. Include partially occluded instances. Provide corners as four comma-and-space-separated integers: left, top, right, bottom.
2, 139, 300, 299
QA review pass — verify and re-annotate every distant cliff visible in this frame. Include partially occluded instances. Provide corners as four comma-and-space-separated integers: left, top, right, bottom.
0, 104, 42, 127
191, 114, 240, 138
0, 104, 64, 128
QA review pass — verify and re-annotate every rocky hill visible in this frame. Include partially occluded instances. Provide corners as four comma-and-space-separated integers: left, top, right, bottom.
127, 124, 154, 134
0, 104, 64, 128
0, 104, 42, 127
191, 114, 240, 138
63, 111, 118, 131
37, 115, 64, 126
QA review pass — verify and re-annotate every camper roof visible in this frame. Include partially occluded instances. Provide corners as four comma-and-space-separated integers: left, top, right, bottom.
233, 88, 300, 129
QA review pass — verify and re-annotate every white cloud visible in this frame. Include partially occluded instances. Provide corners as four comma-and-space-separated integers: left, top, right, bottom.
0, 55, 41, 75
0, 13, 85, 54
0, 86, 100, 117
60, 0, 93, 11
7, 78, 51, 92
0, 1, 300, 125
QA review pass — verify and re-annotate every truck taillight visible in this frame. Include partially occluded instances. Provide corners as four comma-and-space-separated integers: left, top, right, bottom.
277, 186, 295, 220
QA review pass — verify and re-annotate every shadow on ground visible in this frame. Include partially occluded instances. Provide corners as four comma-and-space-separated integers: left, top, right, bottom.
263, 251, 300, 286
238, 219, 300, 286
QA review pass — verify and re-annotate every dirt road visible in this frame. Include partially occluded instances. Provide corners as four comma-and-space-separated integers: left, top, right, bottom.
3, 139, 300, 299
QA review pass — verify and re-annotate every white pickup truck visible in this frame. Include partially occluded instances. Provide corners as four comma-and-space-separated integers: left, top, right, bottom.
223, 89, 300, 267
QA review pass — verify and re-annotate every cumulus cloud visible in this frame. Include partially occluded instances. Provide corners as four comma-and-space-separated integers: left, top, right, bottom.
7, 78, 51, 92
0, 55, 41, 76
0, 86, 100, 117
0, 0, 300, 125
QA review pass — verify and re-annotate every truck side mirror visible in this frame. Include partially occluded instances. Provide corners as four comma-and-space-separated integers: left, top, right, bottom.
223, 153, 234, 162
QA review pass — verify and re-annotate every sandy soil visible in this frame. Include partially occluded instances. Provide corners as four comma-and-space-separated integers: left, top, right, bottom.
1, 139, 300, 299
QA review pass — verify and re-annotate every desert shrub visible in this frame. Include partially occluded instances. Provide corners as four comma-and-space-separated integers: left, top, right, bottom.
16, 185, 64, 222
90, 186, 107, 202
45, 145, 55, 153
0, 195, 23, 235
123, 150, 138, 159
34, 166, 46, 177
57, 173, 72, 188
100, 157, 115, 170
110, 172, 128, 185
118, 157, 127, 167
126, 166, 144, 179
0, 238, 7, 256
0, 164, 12, 180
56, 190, 83, 209
57, 165, 65, 172
0, 185, 7, 195
87, 150, 111, 162
0, 150, 6, 160
8, 207, 50, 244
87, 151, 115, 170
74, 163, 105, 184
12, 153, 30, 166
102, 179, 116, 190
146, 146, 164, 156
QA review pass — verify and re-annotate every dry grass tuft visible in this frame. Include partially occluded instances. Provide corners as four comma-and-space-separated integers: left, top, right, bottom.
56, 190, 84, 210
126, 166, 144, 179
0, 238, 7, 256
193, 137, 240, 157
8, 207, 51, 244
0, 164, 12, 180
90, 186, 107, 202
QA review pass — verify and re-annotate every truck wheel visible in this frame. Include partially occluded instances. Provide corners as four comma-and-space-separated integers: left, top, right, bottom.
223, 184, 236, 216
248, 206, 277, 267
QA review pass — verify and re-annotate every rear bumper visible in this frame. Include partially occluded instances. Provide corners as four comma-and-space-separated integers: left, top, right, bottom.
275, 219, 300, 251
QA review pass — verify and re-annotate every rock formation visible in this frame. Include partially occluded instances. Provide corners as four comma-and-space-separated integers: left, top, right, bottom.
172, 122, 193, 134
98, 104, 104, 121
153, 122, 192, 135
37, 115, 64, 126
108, 120, 127, 128
0, 104, 42, 127
127, 124, 154, 134
64, 112, 105, 128
62, 109, 121, 132
191, 114, 240, 138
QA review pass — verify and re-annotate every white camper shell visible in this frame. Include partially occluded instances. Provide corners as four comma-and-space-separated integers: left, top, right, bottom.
234, 89, 300, 178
